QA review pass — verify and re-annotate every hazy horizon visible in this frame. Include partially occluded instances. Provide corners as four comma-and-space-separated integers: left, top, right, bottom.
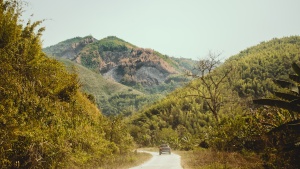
23, 0, 300, 60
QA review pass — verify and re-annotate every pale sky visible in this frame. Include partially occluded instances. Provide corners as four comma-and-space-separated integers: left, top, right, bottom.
22, 0, 300, 60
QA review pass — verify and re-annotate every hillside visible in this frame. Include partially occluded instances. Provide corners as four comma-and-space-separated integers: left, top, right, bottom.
44, 36, 196, 115
58, 58, 160, 115
228, 36, 300, 98
43, 36, 97, 59
44, 36, 195, 90
128, 36, 300, 149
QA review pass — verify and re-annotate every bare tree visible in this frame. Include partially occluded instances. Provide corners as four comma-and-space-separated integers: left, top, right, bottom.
186, 51, 233, 121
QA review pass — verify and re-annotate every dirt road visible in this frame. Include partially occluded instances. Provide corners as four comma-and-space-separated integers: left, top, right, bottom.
129, 151, 183, 169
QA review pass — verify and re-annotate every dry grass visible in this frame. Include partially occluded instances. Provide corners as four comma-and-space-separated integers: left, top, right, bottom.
98, 151, 152, 169
177, 148, 263, 169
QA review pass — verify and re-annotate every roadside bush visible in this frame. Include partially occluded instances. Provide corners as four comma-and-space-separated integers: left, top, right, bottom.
203, 113, 263, 152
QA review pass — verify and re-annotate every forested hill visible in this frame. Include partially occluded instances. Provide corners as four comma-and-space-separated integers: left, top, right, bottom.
228, 36, 300, 98
128, 36, 300, 149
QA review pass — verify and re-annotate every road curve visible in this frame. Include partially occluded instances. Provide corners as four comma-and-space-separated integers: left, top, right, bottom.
129, 150, 183, 169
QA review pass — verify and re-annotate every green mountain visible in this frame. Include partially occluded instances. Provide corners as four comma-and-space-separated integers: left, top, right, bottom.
44, 36, 196, 115
228, 36, 300, 98
128, 36, 300, 149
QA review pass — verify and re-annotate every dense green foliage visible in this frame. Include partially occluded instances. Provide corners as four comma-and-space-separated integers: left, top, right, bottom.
0, 1, 134, 168
228, 36, 300, 98
253, 62, 300, 169
128, 36, 300, 167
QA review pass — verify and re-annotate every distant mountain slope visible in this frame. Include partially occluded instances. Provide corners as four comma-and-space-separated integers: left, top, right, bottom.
44, 36, 97, 60
44, 36, 196, 88
44, 36, 196, 115
58, 58, 160, 115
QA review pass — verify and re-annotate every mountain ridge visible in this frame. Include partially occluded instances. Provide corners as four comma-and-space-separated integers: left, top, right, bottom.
44, 35, 196, 87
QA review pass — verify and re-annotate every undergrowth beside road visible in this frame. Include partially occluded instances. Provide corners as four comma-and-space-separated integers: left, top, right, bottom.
177, 148, 263, 169
98, 151, 152, 169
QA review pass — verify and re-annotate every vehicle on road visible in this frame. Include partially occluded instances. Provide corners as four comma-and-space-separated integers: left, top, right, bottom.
159, 144, 171, 155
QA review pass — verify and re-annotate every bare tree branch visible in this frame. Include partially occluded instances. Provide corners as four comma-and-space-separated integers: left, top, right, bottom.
185, 52, 233, 121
